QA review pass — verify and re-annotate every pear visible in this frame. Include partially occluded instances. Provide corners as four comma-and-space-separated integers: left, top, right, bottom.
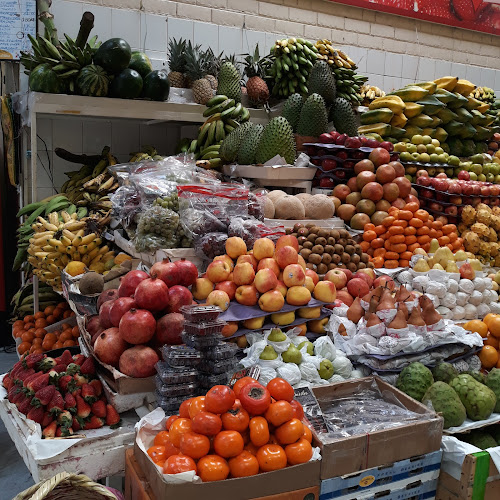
282, 344, 302, 364
432, 263, 444, 270
347, 296, 364, 324
454, 250, 468, 262
413, 259, 430, 272
459, 262, 475, 280
395, 285, 412, 303
377, 288, 395, 311
318, 359, 334, 380
268, 328, 287, 342
469, 259, 482, 272
408, 305, 426, 326
419, 295, 442, 325
445, 261, 459, 273
298, 340, 314, 356
365, 312, 383, 328
434, 247, 452, 267
260, 345, 278, 360
429, 239, 439, 253
426, 257, 435, 268
387, 310, 407, 329
398, 301, 409, 321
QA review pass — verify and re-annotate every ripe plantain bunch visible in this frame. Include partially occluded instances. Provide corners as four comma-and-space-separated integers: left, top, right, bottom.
129, 145, 164, 163
27, 211, 114, 291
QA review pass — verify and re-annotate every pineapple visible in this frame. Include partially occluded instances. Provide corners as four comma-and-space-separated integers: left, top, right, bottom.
167, 38, 187, 88
204, 47, 223, 90
184, 43, 213, 105
242, 44, 270, 106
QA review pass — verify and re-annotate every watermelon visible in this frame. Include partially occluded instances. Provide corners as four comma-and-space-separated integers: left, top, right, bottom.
94, 38, 131, 74
129, 52, 153, 78
76, 65, 109, 97
29, 64, 66, 94
110, 69, 143, 99
142, 70, 170, 101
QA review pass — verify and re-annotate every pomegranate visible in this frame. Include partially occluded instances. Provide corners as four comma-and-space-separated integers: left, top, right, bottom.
94, 328, 128, 367
97, 289, 119, 311
368, 148, 391, 167
110, 297, 137, 327
150, 259, 181, 288
118, 270, 149, 297
99, 299, 115, 329
86, 315, 101, 337
166, 285, 193, 313
91, 329, 104, 346
155, 312, 185, 345
175, 259, 198, 287
119, 308, 156, 344
119, 345, 159, 378
134, 277, 170, 312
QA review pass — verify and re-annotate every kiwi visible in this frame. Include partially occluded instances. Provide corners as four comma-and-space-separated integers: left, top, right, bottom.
298, 236, 307, 245
346, 239, 355, 246
317, 263, 328, 275
318, 229, 329, 238
367, 261, 375, 268
337, 264, 346, 269
306, 223, 315, 228
360, 254, 369, 263
311, 245, 324, 255
79, 272, 105, 295
303, 241, 313, 249
355, 245, 362, 255
300, 248, 312, 260
324, 245, 334, 255
306, 262, 317, 270
337, 238, 347, 247
327, 237, 336, 246
344, 245, 355, 255
315, 237, 327, 246
307, 234, 317, 242
339, 229, 349, 239
358, 262, 366, 269
334, 244, 344, 254
293, 223, 304, 232
347, 262, 357, 272
285, 228, 292, 235
330, 230, 340, 240
328, 263, 337, 270
350, 254, 360, 264
321, 253, 332, 265
297, 227, 309, 237
291, 233, 298, 238
309, 226, 320, 234
332, 254, 341, 264
309, 253, 322, 265
341, 253, 350, 264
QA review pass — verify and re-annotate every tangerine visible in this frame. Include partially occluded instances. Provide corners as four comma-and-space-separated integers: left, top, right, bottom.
479, 345, 499, 369
463, 320, 488, 338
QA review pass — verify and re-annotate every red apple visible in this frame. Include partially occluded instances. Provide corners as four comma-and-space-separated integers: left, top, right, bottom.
215, 280, 237, 300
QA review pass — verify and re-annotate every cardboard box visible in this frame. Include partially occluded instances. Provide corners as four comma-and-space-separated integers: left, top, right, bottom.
310, 377, 443, 479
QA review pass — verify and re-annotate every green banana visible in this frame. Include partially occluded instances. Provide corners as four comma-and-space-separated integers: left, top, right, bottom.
26, 205, 47, 226
206, 122, 217, 147
197, 122, 211, 145
206, 95, 228, 107
220, 107, 235, 119
230, 103, 242, 119
17, 201, 45, 218
215, 120, 225, 141
77, 207, 88, 218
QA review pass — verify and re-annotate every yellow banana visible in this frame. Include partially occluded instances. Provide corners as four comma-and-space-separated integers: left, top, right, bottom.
81, 233, 96, 245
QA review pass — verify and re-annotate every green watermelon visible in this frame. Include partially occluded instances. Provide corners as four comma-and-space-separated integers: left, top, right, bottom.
76, 65, 109, 97
94, 38, 131, 74
129, 52, 153, 78
29, 64, 66, 94
142, 70, 170, 101
110, 68, 143, 99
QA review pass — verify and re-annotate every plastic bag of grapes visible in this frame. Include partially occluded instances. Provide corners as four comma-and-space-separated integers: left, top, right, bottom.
133, 205, 180, 251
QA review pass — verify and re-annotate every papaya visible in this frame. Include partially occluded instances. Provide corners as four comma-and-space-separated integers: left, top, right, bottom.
448, 93, 469, 109
433, 88, 456, 104
434, 76, 458, 91
434, 127, 448, 143
360, 108, 394, 125
388, 86, 429, 102
457, 122, 477, 139
430, 116, 442, 127
404, 125, 423, 138
444, 120, 463, 136
416, 95, 445, 115
390, 126, 406, 138
421, 128, 436, 138
404, 102, 424, 118
474, 125, 494, 141
358, 123, 392, 136
455, 107, 473, 123
414, 81, 437, 94
454, 79, 476, 96
408, 114, 433, 128
390, 112, 408, 128
464, 97, 483, 110
368, 96, 405, 114
477, 103, 490, 113
437, 107, 459, 124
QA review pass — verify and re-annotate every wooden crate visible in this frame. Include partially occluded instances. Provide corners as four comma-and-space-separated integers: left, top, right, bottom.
436, 451, 500, 500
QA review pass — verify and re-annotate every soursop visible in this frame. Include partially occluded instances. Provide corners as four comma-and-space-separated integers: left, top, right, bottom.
396, 362, 434, 402
237, 123, 263, 165
450, 374, 497, 421
296, 93, 329, 137
330, 97, 358, 137
281, 93, 303, 132
307, 60, 336, 105
485, 368, 500, 412
422, 381, 466, 429
432, 362, 458, 384
220, 122, 253, 162
463, 371, 486, 385
464, 430, 497, 450
255, 117, 296, 165
217, 61, 242, 103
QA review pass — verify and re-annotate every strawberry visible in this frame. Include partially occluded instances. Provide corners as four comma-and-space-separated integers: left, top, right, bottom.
65, 363, 81, 375
58, 374, 76, 394
64, 392, 77, 413
7, 386, 19, 402
72, 416, 84, 431
13, 390, 26, 406
89, 379, 102, 397
14, 367, 35, 385
26, 406, 45, 424
21, 372, 42, 391
38, 357, 56, 372
2, 374, 13, 390
57, 410, 73, 427
73, 373, 88, 387
76, 394, 91, 419
42, 420, 57, 438
52, 364, 67, 373
22, 352, 44, 369
84, 415, 104, 430
91, 400, 106, 418
18, 397, 34, 415
25, 373, 49, 395
41, 412, 53, 428
80, 357, 95, 376
56, 426, 74, 437
105, 404, 121, 427
32, 385, 56, 407
81, 383, 97, 404
73, 354, 86, 366
47, 391, 64, 415
59, 350, 74, 366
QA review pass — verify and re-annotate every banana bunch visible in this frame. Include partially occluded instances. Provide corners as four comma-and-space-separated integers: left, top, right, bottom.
27, 211, 114, 290
11, 281, 62, 319
315, 40, 355, 69
360, 84, 386, 106
187, 95, 250, 169
471, 86, 496, 104
129, 145, 164, 162
267, 38, 319, 98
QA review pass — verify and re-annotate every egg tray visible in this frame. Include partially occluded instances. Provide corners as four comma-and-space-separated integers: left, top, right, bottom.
155, 361, 198, 385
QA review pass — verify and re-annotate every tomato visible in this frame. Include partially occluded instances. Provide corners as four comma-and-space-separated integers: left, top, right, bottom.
191, 411, 222, 436
264, 400, 294, 427
239, 382, 271, 415
275, 418, 304, 445
303, 425, 312, 443
197, 455, 230, 482
221, 402, 250, 432
188, 396, 206, 419
147, 445, 166, 466
249, 416, 269, 447
285, 438, 313, 465
267, 378, 294, 402
163, 454, 197, 475
168, 418, 193, 448
179, 432, 211, 459
205, 385, 236, 414
256, 444, 287, 472
229, 450, 260, 478
179, 398, 192, 418
213, 430, 244, 458
290, 400, 304, 420
233, 377, 258, 398
165, 415, 179, 430
154, 431, 170, 447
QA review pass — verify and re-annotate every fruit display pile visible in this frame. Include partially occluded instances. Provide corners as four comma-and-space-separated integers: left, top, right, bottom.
145, 376, 315, 480
2, 350, 120, 436
463, 315, 500, 371
263, 192, 335, 221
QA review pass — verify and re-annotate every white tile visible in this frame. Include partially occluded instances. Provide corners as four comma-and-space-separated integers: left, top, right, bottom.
111, 9, 141, 50
36, 157, 56, 189
401, 78, 413, 87
481, 68, 496, 88
366, 50, 385, 76
494, 70, 500, 91
111, 122, 141, 157
416, 57, 435, 81
402, 55, 418, 81
146, 54, 168, 71
355, 48, 368, 73
466, 65, 481, 85
383, 76, 399, 93
218, 26, 242, 59
52, 156, 74, 190
52, 119, 83, 153
369, 74, 384, 89
83, 121, 112, 154
265, 32, 279, 55
242, 30, 267, 57
36, 119, 53, 151
167, 18, 194, 45
451, 63, 467, 79
385, 52, 403, 78
83, 4, 112, 41
141, 13, 168, 52
436, 60, 452, 77
51, 0, 83, 38
193, 22, 219, 53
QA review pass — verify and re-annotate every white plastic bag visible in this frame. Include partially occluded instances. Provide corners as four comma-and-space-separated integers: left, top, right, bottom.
427, 282, 447, 299
436, 306, 453, 320
456, 292, 469, 307
313, 336, 336, 361
452, 305, 466, 320
258, 366, 278, 386
491, 303, 500, 314
459, 279, 474, 295
441, 293, 457, 309
448, 280, 459, 294
425, 293, 440, 308
299, 361, 322, 384
477, 303, 491, 319
276, 363, 302, 386
464, 303, 478, 320
473, 278, 487, 292
469, 290, 483, 306
412, 276, 430, 292
331, 354, 353, 378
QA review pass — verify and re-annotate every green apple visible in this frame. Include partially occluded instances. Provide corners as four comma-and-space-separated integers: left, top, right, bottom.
426, 144, 436, 154
406, 166, 417, 174
483, 164, 491, 175
419, 153, 430, 163
438, 154, 448, 164
495, 174, 500, 183
405, 174, 413, 182
282, 344, 302, 364
430, 153, 440, 163
436, 167, 445, 174
435, 147, 444, 155
411, 152, 420, 160
394, 143, 406, 152
407, 144, 417, 153
400, 151, 412, 162
422, 135, 432, 145
478, 174, 486, 181
469, 172, 478, 181
449, 155, 460, 166
412, 134, 424, 145
427, 167, 436, 176
260, 345, 278, 360
486, 173, 495, 182
491, 164, 500, 175
318, 360, 334, 380
298, 341, 314, 356
445, 168, 454, 177
431, 139, 440, 147
416, 144, 427, 153
472, 164, 483, 175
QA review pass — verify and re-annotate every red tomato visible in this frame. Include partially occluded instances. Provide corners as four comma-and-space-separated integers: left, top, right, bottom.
239, 382, 271, 415
163, 454, 197, 475
229, 451, 260, 478
179, 399, 192, 418
179, 432, 211, 459
221, 402, 250, 432
191, 411, 222, 436
197, 455, 230, 482
264, 400, 294, 427
213, 430, 244, 458
165, 415, 179, 430
290, 400, 304, 420
233, 377, 258, 398
205, 385, 236, 414
267, 378, 294, 402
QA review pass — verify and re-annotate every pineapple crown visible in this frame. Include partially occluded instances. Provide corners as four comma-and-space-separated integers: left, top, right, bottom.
241, 44, 269, 79
223, 53, 241, 71
204, 47, 225, 77
184, 41, 209, 81
168, 37, 187, 72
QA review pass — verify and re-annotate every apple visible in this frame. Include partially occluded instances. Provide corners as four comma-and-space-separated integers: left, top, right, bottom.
254, 268, 279, 294
380, 141, 394, 152
304, 276, 315, 293
305, 269, 319, 285
325, 269, 347, 289
213, 254, 235, 272
258, 289, 285, 312
320, 178, 335, 189
206, 260, 231, 283
336, 290, 354, 306
322, 158, 337, 171
253, 238, 275, 260
347, 278, 369, 297
286, 286, 312, 306
271, 310, 296, 326
222, 322, 239, 337
297, 254, 307, 271
297, 306, 322, 319
373, 275, 395, 291
283, 264, 306, 287
206, 290, 230, 311
353, 271, 373, 288
225, 237, 247, 259
233, 262, 256, 286
341, 269, 353, 281
235, 285, 259, 306
309, 317, 329, 334
345, 136, 362, 148
313, 281, 337, 303
192, 277, 214, 300
319, 133, 335, 144
237, 254, 258, 271
275, 280, 288, 297
458, 170, 470, 181
275, 246, 299, 269
332, 184, 351, 201
242, 316, 266, 329
335, 133, 348, 145
369, 148, 391, 167
257, 258, 280, 277
354, 159, 375, 174
215, 280, 238, 300
357, 268, 376, 281
276, 234, 299, 252
417, 176, 432, 187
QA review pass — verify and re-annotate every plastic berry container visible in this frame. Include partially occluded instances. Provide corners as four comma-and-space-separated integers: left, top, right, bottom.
180, 305, 222, 323
155, 393, 185, 412
198, 372, 230, 388
161, 345, 201, 367
199, 358, 238, 375
155, 378, 197, 397
182, 332, 224, 350
184, 319, 226, 336
201, 342, 239, 361
155, 361, 198, 385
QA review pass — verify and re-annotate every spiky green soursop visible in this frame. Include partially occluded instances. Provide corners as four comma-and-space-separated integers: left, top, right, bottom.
465, 430, 497, 450
220, 122, 253, 162
422, 382, 466, 429
281, 93, 303, 132
296, 93, 328, 137
450, 374, 497, 421
237, 124, 264, 165
307, 61, 336, 105
396, 362, 434, 402
217, 61, 242, 103
464, 371, 486, 385
255, 117, 295, 165
432, 362, 459, 384
330, 97, 358, 137
485, 368, 500, 412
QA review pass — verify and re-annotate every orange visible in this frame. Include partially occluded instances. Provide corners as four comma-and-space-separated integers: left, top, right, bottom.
479, 345, 499, 369
463, 320, 488, 338
483, 313, 499, 329
488, 316, 500, 339
484, 333, 500, 350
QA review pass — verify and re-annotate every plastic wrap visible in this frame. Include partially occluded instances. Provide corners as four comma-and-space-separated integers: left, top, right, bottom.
180, 305, 222, 323
459, 279, 474, 295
